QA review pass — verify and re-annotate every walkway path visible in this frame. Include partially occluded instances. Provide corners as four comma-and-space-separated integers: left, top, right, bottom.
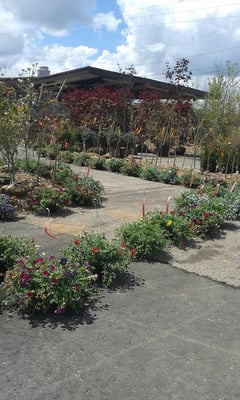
1, 168, 240, 400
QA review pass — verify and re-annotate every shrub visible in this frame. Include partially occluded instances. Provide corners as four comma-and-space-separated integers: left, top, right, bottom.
61, 234, 133, 286
58, 151, 75, 164
16, 158, 38, 173
3, 253, 96, 314
64, 175, 104, 207
147, 210, 193, 248
53, 164, 73, 185
0, 234, 36, 279
120, 162, 142, 177
141, 166, 160, 182
181, 171, 203, 188
174, 191, 229, 238
40, 144, 59, 160
0, 194, 15, 219
91, 157, 107, 170
106, 158, 125, 173
26, 187, 71, 214
74, 153, 92, 166
158, 168, 180, 184
118, 217, 167, 261
16, 158, 52, 179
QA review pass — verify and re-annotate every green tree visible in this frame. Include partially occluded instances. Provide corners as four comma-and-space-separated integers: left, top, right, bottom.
199, 61, 240, 172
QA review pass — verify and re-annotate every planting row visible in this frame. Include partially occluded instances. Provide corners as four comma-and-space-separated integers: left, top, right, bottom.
1, 178, 240, 315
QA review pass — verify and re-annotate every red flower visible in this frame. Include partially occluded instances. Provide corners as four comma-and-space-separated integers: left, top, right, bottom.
169, 210, 174, 215
73, 239, 79, 245
120, 243, 126, 249
92, 246, 99, 254
130, 249, 136, 257
50, 277, 57, 284
43, 271, 49, 276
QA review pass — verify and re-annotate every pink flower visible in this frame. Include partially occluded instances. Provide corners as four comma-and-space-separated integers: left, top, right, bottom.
43, 271, 49, 276
54, 307, 65, 314
50, 277, 57, 284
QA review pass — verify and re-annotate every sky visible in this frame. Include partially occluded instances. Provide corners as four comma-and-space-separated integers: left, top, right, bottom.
1, 0, 240, 89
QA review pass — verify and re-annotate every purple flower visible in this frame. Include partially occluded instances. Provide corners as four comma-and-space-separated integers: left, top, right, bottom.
60, 257, 67, 266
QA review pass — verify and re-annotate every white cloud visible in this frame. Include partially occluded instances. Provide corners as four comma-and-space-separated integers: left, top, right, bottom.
0, 0, 240, 87
93, 11, 122, 31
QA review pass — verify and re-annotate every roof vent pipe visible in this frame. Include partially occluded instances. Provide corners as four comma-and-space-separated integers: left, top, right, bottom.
37, 66, 50, 77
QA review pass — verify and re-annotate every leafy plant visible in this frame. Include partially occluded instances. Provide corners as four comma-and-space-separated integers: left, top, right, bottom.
147, 210, 193, 248
64, 175, 104, 207
106, 158, 125, 173
118, 217, 167, 260
74, 153, 92, 166
120, 162, 142, 177
16, 158, 38, 173
3, 252, 96, 314
174, 191, 229, 238
158, 168, 180, 184
141, 166, 160, 182
0, 234, 36, 279
61, 233, 133, 286
91, 157, 107, 170
53, 164, 73, 185
26, 187, 71, 214
58, 151, 75, 164
181, 171, 203, 188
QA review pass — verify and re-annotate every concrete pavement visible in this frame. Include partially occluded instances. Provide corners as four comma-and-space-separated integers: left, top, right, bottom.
1, 168, 240, 400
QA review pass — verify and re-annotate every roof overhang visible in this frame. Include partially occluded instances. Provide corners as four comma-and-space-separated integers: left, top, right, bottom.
35, 66, 207, 100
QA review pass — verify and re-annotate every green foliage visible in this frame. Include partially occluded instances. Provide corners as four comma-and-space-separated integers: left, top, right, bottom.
158, 168, 180, 184
3, 252, 95, 314
58, 151, 75, 164
64, 175, 104, 207
53, 164, 73, 185
120, 162, 142, 177
106, 158, 125, 172
16, 158, 52, 178
141, 166, 160, 181
16, 158, 38, 172
0, 234, 36, 278
73, 153, 92, 166
40, 145, 59, 160
118, 217, 167, 261
26, 187, 71, 214
174, 191, 229, 238
61, 233, 133, 286
147, 210, 193, 248
90, 157, 107, 170
181, 171, 203, 188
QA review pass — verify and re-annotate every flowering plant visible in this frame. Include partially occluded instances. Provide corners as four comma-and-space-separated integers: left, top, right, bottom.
64, 175, 104, 207
147, 210, 193, 248
26, 187, 71, 214
3, 253, 96, 314
0, 194, 15, 219
60, 233, 133, 286
0, 234, 36, 278
118, 217, 167, 261
174, 191, 229, 238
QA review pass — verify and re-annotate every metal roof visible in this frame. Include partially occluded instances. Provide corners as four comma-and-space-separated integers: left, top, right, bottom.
34, 66, 206, 100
